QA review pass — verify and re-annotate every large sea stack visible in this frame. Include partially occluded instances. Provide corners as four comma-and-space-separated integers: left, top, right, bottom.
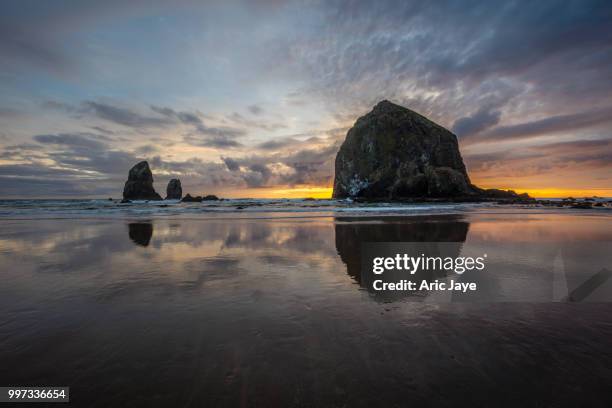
122, 161, 162, 201
332, 100, 528, 201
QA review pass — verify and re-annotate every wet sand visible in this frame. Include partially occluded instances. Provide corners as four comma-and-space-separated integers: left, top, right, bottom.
1, 212, 611, 407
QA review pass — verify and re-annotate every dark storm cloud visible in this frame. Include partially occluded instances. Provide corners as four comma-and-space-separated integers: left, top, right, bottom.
183, 134, 243, 148
452, 107, 501, 137
0, 163, 81, 178
83, 102, 172, 128
464, 138, 612, 176
44, 100, 247, 142
465, 107, 612, 143
222, 157, 241, 171
529, 139, 612, 168
89, 126, 115, 135
34, 133, 108, 150
0, 176, 107, 197
256, 137, 302, 150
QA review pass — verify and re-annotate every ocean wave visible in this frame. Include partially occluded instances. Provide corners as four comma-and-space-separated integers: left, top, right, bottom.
0, 198, 489, 219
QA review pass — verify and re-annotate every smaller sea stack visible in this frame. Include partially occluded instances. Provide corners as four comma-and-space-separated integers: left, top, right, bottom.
166, 179, 182, 200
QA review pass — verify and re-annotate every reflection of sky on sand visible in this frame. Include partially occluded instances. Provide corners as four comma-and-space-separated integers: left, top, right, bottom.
1, 214, 611, 300
335, 214, 612, 302
1, 213, 612, 406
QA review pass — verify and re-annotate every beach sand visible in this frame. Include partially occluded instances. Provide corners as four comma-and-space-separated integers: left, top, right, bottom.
1, 210, 611, 407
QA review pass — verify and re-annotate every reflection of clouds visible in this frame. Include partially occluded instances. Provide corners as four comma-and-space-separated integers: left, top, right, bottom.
465, 213, 612, 301
0, 218, 341, 299
467, 214, 612, 242
2, 214, 611, 304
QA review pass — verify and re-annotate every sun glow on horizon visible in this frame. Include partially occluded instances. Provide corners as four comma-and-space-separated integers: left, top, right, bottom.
219, 185, 612, 200
240, 186, 612, 199
218, 186, 333, 199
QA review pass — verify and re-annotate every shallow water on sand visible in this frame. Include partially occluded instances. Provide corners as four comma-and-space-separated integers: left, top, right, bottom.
1, 212, 611, 407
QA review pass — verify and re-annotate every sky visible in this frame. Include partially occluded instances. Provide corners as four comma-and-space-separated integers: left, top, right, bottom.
0, 0, 611, 199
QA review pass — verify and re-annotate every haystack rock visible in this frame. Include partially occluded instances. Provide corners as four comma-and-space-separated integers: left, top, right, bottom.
332, 100, 529, 201
122, 161, 162, 201
166, 178, 182, 200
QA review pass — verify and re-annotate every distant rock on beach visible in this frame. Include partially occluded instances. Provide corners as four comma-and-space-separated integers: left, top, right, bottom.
181, 193, 203, 202
123, 161, 162, 201
332, 100, 530, 202
166, 178, 182, 200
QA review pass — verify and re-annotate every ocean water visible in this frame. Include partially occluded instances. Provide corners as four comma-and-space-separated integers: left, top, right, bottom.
0, 197, 609, 219
1, 206, 611, 407
0, 198, 493, 218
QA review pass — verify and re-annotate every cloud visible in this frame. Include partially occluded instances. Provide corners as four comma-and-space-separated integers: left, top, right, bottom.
183, 134, 243, 148
466, 107, 612, 143
34, 133, 108, 150
248, 104, 264, 115
2, 1, 612, 195
0, 131, 246, 197
220, 133, 342, 187
452, 107, 501, 137
225, 112, 286, 132
256, 137, 302, 150
0, 107, 24, 118
0, 23, 71, 75
82, 101, 172, 128
44, 100, 247, 144
464, 137, 612, 178
222, 156, 240, 171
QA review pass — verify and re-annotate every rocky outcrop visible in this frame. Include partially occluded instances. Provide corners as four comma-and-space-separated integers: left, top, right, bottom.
332, 100, 531, 202
181, 194, 202, 202
166, 179, 182, 200
123, 161, 162, 201
202, 194, 219, 201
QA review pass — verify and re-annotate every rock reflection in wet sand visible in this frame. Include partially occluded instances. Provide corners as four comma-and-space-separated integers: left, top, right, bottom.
128, 222, 153, 246
335, 215, 470, 301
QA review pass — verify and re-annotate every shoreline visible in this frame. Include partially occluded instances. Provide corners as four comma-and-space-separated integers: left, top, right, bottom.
0, 206, 610, 222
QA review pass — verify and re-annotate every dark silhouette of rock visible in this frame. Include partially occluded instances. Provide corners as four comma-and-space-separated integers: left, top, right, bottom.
476, 188, 533, 203
123, 161, 162, 201
571, 202, 593, 209
128, 222, 153, 246
332, 100, 531, 202
202, 194, 219, 201
166, 178, 182, 200
181, 193, 202, 202
334, 215, 469, 301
